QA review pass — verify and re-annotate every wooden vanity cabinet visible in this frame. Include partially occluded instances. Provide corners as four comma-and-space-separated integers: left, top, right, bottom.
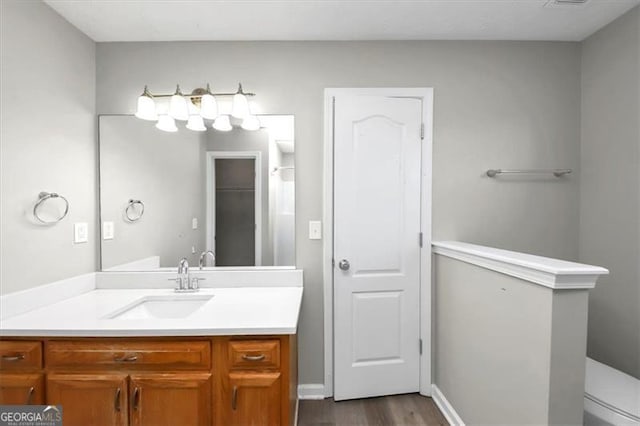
0, 336, 297, 426
47, 373, 129, 426
0, 340, 44, 405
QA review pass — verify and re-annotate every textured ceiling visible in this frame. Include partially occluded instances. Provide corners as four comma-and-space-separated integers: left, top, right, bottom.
44, 0, 639, 42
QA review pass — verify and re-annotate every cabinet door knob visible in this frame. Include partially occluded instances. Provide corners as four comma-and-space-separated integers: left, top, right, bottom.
241, 354, 265, 362
231, 385, 238, 411
114, 387, 121, 412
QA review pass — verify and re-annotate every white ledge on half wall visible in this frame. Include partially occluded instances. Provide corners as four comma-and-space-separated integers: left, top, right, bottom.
431, 241, 609, 290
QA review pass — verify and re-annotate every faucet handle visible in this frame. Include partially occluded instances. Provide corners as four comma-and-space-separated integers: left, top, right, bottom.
190, 277, 206, 290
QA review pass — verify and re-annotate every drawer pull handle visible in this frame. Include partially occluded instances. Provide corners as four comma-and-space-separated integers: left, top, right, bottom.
232, 385, 238, 410
2, 354, 25, 362
114, 387, 121, 412
26, 387, 34, 405
114, 354, 138, 362
132, 387, 140, 411
242, 354, 265, 362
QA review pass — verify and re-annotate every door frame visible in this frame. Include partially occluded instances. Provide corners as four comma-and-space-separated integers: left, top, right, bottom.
322, 88, 434, 398
206, 151, 262, 266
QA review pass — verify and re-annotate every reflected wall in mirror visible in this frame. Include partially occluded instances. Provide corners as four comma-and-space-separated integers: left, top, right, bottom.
99, 115, 295, 270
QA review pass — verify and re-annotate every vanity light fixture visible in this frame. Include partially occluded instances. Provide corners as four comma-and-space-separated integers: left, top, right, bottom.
186, 115, 207, 132
231, 83, 250, 119
134, 86, 157, 121
156, 115, 178, 132
199, 84, 218, 119
212, 115, 233, 132
169, 85, 189, 121
241, 115, 261, 131
134, 83, 257, 133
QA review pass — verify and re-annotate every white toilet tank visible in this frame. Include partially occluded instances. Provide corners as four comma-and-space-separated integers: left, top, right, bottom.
584, 357, 640, 426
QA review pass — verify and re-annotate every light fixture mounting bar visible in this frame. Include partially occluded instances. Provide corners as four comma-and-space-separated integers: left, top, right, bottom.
147, 91, 256, 98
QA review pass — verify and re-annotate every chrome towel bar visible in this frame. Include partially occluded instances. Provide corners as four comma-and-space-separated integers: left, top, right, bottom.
486, 169, 572, 178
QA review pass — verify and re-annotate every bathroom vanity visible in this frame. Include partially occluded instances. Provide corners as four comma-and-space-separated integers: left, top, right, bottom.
0, 273, 302, 426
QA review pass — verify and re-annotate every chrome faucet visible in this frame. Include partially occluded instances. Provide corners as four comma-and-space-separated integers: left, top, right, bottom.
172, 257, 204, 292
199, 250, 216, 269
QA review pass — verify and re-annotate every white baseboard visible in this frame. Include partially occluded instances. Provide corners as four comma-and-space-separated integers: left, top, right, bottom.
298, 384, 326, 400
432, 384, 465, 426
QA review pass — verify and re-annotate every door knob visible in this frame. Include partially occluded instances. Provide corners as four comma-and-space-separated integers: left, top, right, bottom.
338, 259, 350, 271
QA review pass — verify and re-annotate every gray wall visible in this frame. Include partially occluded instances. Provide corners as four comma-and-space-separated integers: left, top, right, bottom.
0, 0, 96, 294
434, 255, 589, 425
96, 41, 581, 383
99, 116, 206, 269
580, 6, 640, 379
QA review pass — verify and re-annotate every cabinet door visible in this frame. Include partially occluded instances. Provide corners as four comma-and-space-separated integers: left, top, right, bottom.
0, 373, 44, 405
47, 373, 128, 426
225, 372, 281, 426
129, 372, 212, 426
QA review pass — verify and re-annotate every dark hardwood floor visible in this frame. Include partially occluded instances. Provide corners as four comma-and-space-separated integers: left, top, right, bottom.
297, 393, 449, 426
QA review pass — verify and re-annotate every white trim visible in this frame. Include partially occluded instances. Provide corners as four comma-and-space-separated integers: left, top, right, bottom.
323, 87, 434, 398
432, 241, 608, 290
432, 384, 465, 426
298, 384, 326, 400
206, 151, 263, 266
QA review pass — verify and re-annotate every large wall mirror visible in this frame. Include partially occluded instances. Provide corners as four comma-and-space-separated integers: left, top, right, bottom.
99, 115, 295, 270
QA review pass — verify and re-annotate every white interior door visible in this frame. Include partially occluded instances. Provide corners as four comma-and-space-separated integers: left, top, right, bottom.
333, 95, 423, 401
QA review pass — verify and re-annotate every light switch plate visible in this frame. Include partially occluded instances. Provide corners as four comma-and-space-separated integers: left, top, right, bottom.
103, 221, 114, 240
309, 220, 322, 240
192, 217, 198, 230
74, 222, 88, 244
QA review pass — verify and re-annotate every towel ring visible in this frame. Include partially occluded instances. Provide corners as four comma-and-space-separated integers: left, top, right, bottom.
33, 192, 69, 224
125, 199, 144, 222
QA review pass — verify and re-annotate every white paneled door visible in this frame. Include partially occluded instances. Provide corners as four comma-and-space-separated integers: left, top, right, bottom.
333, 95, 423, 401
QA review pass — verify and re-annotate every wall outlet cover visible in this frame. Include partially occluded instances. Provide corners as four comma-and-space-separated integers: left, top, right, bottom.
309, 220, 322, 240
74, 222, 88, 244
192, 217, 198, 230
103, 221, 114, 240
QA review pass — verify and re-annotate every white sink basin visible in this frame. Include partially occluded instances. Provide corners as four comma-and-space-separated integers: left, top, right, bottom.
106, 295, 213, 320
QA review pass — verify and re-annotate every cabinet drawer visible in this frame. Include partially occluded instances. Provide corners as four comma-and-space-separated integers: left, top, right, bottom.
229, 340, 280, 370
0, 341, 42, 370
46, 340, 211, 370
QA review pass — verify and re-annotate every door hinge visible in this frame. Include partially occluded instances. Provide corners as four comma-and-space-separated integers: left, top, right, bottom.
420, 123, 425, 140
419, 232, 423, 248
419, 339, 423, 355
332, 258, 335, 268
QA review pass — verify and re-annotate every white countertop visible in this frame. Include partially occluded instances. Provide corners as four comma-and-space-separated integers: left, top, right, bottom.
0, 287, 303, 337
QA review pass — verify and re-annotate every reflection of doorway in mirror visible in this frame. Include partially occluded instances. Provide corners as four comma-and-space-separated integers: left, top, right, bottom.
206, 152, 262, 266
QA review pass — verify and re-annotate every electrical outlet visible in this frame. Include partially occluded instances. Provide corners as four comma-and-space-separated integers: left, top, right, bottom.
192, 217, 198, 230
74, 222, 88, 244
103, 221, 114, 240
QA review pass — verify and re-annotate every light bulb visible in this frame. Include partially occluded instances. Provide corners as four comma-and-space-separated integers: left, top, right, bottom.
212, 115, 232, 132
241, 115, 260, 131
156, 115, 178, 132
186, 115, 206, 132
169, 85, 189, 121
200, 93, 218, 119
231, 83, 250, 119
134, 86, 157, 121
